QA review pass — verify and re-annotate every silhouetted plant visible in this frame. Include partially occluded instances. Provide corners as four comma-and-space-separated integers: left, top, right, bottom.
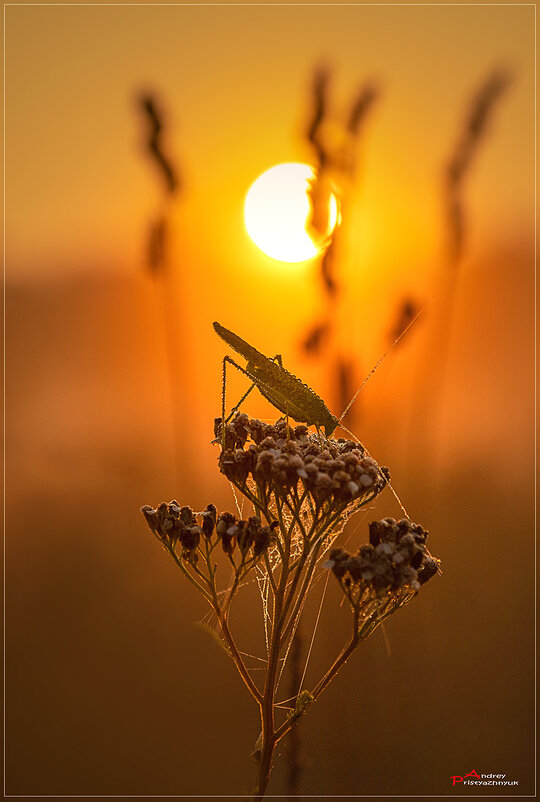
302, 66, 380, 430
136, 90, 186, 480
141, 413, 439, 799
408, 69, 512, 458
137, 92, 181, 274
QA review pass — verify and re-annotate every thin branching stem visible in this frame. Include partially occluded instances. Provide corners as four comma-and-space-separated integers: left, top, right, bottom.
280, 541, 322, 645
263, 551, 278, 596
164, 542, 213, 604
209, 579, 264, 707
254, 507, 293, 800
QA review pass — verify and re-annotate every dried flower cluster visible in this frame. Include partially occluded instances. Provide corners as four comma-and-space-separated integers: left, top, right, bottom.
216, 413, 389, 546
326, 517, 438, 635
141, 500, 278, 570
141, 501, 205, 561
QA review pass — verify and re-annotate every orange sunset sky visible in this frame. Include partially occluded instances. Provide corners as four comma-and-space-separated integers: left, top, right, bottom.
4, 4, 536, 797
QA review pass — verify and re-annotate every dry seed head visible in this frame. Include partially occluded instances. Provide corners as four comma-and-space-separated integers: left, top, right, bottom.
216, 414, 388, 514
327, 517, 439, 604
141, 500, 278, 564
141, 501, 202, 563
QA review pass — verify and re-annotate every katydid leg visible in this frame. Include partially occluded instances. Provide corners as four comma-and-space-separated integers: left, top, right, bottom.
220, 354, 283, 448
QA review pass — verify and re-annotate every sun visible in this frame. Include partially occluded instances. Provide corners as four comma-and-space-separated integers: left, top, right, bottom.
244, 162, 338, 263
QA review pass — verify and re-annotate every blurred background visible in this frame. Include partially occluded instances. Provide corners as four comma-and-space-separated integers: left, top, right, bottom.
5, 3, 535, 797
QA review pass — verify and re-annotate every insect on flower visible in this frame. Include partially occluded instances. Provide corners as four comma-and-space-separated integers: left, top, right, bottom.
213, 321, 339, 439
141, 319, 440, 801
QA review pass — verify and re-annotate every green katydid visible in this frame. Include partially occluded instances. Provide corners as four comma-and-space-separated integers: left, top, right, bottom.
214, 295, 424, 444
213, 321, 339, 440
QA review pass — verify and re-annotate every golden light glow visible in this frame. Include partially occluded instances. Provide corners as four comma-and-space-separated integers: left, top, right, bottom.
244, 163, 338, 263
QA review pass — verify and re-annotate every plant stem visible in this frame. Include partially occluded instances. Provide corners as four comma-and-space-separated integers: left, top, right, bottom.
165, 543, 213, 603
254, 513, 292, 798
286, 627, 303, 799
202, 552, 263, 707
274, 606, 360, 747
218, 610, 263, 706
280, 541, 322, 644
311, 621, 359, 699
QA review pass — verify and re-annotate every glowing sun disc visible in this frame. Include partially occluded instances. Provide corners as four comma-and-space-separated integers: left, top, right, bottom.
244, 162, 338, 263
